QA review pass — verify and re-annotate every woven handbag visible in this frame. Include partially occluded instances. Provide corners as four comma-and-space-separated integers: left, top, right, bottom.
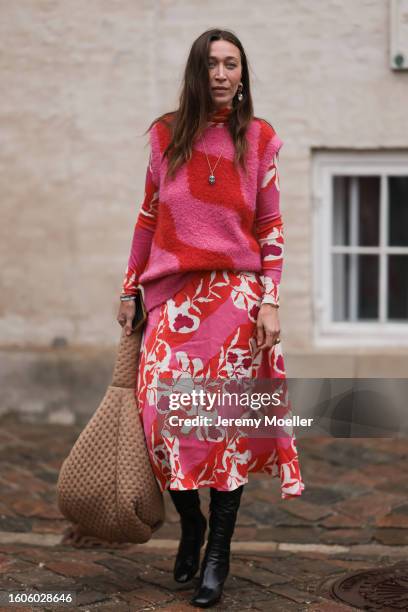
56, 320, 165, 544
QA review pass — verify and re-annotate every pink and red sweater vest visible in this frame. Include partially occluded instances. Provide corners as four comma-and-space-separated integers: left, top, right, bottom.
121, 106, 284, 312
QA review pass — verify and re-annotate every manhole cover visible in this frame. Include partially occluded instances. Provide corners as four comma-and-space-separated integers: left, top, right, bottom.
329, 561, 408, 610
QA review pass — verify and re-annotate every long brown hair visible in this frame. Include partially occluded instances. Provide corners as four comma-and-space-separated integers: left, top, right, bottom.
145, 28, 255, 182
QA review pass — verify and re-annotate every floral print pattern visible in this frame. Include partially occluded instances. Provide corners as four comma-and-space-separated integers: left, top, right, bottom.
136, 270, 305, 499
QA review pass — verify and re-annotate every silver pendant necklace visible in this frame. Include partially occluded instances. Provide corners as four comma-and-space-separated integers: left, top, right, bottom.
202, 136, 225, 185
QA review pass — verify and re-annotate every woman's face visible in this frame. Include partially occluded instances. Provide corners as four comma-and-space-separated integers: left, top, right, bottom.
207, 40, 242, 110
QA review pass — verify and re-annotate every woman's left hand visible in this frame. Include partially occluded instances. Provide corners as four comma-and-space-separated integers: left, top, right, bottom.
256, 304, 281, 350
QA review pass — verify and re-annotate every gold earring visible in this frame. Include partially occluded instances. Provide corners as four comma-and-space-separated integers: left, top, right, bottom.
237, 84, 243, 102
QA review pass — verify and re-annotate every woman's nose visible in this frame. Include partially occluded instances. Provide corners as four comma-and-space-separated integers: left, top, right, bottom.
215, 66, 226, 79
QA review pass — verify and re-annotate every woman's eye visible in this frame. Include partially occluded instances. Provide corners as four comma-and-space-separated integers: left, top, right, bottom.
208, 62, 237, 69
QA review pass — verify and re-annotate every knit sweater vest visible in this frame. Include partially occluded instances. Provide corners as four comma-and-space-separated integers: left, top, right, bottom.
121, 106, 284, 312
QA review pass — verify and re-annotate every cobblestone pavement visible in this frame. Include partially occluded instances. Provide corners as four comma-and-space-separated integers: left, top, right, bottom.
1, 414, 408, 611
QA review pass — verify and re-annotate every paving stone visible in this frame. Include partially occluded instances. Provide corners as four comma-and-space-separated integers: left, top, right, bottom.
0, 544, 25, 555
233, 525, 258, 540
137, 567, 184, 591
11, 498, 62, 520
67, 578, 121, 598
94, 572, 144, 592
93, 556, 145, 575
32, 467, 59, 485
0, 606, 36, 612
322, 440, 399, 469
0, 501, 17, 518
229, 561, 289, 587
307, 601, 354, 611
0, 554, 16, 573
282, 500, 333, 522
361, 438, 408, 455
265, 582, 320, 604
0, 516, 32, 533
255, 526, 321, 543
31, 519, 67, 534
241, 487, 280, 507
158, 602, 201, 611
226, 583, 284, 602
43, 559, 113, 578
16, 548, 106, 565
333, 491, 405, 521
324, 558, 384, 590
319, 529, 372, 545
237, 551, 293, 562
1, 469, 50, 495
376, 478, 408, 496
346, 543, 408, 558
297, 486, 346, 506
118, 588, 175, 612
375, 502, 408, 527
0, 557, 35, 573
372, 528, 408, 546
77, 599, 131, 611
241, 504, 311, 527
75, 589, 111, 606
326, 481, 371, 499
256, 555, 345, 580
118, 586, 175, 606
300, 454, 347, 483
6, 567, 75, 588
321, 512, 365, 528
355, 457, 408, 479
151, 522, 181, 539
149, 556, 174, 573
253, 601, 303, 611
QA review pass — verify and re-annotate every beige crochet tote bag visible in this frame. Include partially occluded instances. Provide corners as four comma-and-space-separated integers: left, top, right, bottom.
56, 325, 165, 544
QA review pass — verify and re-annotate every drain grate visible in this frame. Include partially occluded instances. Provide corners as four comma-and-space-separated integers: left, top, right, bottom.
329, 560, 408, 610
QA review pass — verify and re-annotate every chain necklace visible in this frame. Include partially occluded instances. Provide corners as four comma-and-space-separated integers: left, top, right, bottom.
201, 107, 231, 184
202, 137, 225, 185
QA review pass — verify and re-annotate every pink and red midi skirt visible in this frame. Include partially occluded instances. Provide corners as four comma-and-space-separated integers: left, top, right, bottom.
136, 270, 305, 499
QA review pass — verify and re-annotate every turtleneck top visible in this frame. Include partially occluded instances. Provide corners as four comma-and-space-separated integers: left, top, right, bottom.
121, 106, 284, 312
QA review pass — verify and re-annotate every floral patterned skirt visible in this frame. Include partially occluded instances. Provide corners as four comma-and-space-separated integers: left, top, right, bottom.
136, 270, 305, 499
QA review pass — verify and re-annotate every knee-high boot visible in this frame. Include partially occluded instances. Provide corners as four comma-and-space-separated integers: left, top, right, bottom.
190, 484, 244, 608
168, 488, 207, 583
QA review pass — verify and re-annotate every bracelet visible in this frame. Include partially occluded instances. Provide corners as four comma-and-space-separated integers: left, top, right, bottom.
261, 302, 279, 309
120, 294, 138, 302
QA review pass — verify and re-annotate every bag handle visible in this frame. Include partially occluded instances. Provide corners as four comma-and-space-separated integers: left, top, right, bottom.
111, 326, 143, 388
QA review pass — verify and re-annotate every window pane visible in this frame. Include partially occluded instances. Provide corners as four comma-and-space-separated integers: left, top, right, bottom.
358, 255, 379, 319
388, 255, 408, 320
332, 254, 378, 321
389, 176, 408, 246
333, 176, 350, 245
332, 253, 350, 320
332, 176, 380, 246
358, 177, 380, 246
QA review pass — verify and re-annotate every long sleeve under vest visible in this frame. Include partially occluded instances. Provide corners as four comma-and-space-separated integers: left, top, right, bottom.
121, 108, 284, 311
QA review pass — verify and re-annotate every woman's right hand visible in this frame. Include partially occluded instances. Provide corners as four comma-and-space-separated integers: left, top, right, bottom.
117, 299, 136, 336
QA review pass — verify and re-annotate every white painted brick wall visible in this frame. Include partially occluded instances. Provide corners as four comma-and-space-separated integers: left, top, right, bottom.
1, 1, 407, 359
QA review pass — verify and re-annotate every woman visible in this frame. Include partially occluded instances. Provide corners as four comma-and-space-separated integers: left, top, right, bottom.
117, 28, 305, 609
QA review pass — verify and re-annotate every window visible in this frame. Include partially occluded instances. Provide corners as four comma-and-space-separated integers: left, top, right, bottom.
313, 152, 408, 347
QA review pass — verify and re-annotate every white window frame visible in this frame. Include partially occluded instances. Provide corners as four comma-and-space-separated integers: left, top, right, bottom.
312, 151, 408, 348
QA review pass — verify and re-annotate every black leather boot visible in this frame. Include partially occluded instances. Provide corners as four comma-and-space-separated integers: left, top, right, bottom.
190, 485, 244, 608
168, 488, 207, 583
